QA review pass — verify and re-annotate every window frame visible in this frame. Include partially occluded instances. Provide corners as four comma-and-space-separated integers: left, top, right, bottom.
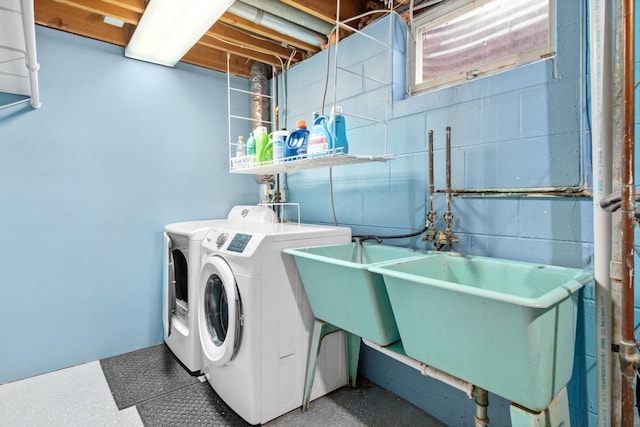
410, 0, 556, 94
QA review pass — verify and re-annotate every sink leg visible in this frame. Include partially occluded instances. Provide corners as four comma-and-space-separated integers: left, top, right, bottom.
346, 332, 361, 388
509, 387, 570, 426
302, 320, 342, 411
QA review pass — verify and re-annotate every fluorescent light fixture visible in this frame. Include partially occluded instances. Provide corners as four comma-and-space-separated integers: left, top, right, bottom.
125, 0, 235, 67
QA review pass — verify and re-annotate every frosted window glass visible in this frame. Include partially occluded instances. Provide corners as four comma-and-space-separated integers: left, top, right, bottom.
414, 0, 553, 90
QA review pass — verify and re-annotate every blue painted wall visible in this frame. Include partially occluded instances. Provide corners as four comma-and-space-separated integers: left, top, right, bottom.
0, 27, 256, 384
280, 5, 597, 426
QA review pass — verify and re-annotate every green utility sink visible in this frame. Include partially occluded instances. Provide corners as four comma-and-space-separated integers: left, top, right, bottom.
283, 243, 429, 345
369, 253, 593, 411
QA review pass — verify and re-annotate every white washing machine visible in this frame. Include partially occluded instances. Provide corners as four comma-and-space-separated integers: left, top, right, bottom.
162, 206, 276, 373
198, 220, 351, 425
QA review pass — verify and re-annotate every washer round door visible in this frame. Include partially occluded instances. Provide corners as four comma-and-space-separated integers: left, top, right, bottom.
199, 256, 242, 366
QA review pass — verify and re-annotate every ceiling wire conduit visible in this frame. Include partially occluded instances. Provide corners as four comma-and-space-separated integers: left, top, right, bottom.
227, 1, 327, 48
237, 0, 334, 36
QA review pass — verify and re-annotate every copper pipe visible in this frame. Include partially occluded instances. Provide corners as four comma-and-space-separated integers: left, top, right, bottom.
445, 126, 452, 211
620, 0, 636, 424
428, 130, 435, 209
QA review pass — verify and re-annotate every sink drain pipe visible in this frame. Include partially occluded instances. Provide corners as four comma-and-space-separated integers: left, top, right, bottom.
362, 339, 489, 426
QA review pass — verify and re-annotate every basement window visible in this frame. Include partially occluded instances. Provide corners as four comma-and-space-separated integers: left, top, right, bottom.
411, 0, 555, 93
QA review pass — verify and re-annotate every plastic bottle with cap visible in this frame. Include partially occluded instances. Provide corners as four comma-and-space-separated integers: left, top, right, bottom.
236, 135, 245, 157
271, 130, 288, 164
307, 115, 332, 157
246, 132, 256, 166
247, 132, 256, 156
328, 105, 349, 154
285, 120, 309, 160
255, 126, 272, 164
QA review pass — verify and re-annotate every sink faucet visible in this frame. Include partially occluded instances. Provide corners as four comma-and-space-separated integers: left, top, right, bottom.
423, 210, 458, 250
352, 235, 383, 264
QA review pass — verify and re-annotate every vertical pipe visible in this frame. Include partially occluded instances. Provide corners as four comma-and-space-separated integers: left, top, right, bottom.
611, 1, 625, 424
445, 126, 452, 215
445, 126, 451, 204
620, 0, 635, 424
428, 130, 435, 211
589, 0, 613, 422
424, 129, 437, 244
444, 126, 456, 246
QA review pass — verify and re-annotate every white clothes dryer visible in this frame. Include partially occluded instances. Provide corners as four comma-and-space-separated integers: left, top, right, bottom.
162, 206, 276, 373
198, 221, 351, 425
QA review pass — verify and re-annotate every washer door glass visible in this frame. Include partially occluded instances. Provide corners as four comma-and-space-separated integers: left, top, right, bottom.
199, 256, 242, 366
204, 274, 230, 346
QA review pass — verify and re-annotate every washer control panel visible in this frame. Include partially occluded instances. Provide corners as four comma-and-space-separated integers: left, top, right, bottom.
226, 233, 252, 253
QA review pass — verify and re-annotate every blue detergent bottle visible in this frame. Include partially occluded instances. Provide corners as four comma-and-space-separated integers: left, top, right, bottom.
307, 115, 332, 157
328, 105, 349, 154
285, 120, 309, 160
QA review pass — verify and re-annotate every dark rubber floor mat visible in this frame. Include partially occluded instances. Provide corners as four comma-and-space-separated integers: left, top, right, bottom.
136, 382, 251, 426
100, 344, 200, 409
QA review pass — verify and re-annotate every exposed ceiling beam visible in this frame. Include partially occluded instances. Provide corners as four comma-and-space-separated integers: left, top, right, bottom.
33, 0, 373, 77
182, 44, 249, 77
198, 34, 285, 68
51, 0, 140, 25
35, 0, 130, 46
281, 0, 367, 25
101, 0, 145, 14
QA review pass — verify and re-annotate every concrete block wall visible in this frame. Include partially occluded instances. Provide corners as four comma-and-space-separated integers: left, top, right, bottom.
280, 5, 598, 426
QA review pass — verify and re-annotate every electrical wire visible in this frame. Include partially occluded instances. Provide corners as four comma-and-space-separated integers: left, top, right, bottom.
329, 167, 338, 226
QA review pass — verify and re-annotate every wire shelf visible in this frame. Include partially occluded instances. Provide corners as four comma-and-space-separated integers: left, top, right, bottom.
230, 153, 394, 175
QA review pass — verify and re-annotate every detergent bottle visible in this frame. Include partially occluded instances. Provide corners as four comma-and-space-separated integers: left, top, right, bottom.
328, 105, 348, 154
255, 126, 272, 164
271, 130, 288, 164
285, 120, 309, 160
307, 115, 332, 157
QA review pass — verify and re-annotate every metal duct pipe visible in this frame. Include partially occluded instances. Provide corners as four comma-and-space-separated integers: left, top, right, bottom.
227, 2, 327, 48
619, 0, 636, 424
238, 0, 334, 35
250, 61, 274, 202
250, 61, 271, 132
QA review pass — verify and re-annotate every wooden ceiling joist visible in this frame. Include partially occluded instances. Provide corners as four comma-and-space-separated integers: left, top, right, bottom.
32, 0, 372, 77
51, 0, 140, 25
182, 45, 249, 78
35, 0, 130, 46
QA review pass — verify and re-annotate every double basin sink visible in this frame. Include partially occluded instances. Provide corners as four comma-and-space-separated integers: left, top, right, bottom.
283, 243, 593, 412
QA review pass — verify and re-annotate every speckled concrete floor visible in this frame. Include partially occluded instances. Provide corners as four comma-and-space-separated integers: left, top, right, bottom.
265, 379, 447, 427
0, 356, 446, 426
0, 361, 142, 427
